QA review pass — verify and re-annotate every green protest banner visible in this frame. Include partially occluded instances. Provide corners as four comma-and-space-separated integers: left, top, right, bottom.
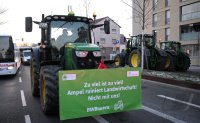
59, 67, 141, 120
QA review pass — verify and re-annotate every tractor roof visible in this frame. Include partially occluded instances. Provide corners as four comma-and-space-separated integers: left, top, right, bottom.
43, 15, 93, 24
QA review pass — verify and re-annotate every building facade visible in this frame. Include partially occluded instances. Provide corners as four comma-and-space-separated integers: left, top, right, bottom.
151, 0, 200, 65
92, 17, 121, 60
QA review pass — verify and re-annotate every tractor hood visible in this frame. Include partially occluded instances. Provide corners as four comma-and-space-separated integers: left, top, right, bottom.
65, 43, 100, 51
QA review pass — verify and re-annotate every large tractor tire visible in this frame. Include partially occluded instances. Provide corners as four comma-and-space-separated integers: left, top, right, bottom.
155, 56, 167, 71
176, 53, 190, 71
30, 56, 40, 97
164, 54, 175, 71
154, 50, 174, 71
114, 54, 125, 67
182, 55, 191, 71
128, 50, 141, 67
40, 65, 61, 114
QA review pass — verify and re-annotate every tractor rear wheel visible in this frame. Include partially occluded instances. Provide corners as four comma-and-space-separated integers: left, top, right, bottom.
177, 53, 190, 71
182, 55, 191, 71
40, 65, 61, 114
30, 56, 40, 97
155, 56, 167, 71
114, 54, 125, 67
128, 50, 141, 67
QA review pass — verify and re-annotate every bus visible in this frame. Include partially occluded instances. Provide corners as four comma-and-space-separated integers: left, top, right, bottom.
0, 35, 21, 75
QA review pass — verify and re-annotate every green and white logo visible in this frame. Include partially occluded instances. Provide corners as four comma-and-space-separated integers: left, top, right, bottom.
114, 100, 124, 111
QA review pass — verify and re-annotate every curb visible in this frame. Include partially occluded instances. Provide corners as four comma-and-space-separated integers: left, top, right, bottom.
142, 74, 200, 90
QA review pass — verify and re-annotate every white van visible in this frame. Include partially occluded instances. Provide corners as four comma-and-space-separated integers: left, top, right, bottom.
22, 50, 31, 64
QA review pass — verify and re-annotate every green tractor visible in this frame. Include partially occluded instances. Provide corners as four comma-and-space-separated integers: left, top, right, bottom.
160, 41, 191, 71
25, 13, 110, 114
114, 34, 173, 71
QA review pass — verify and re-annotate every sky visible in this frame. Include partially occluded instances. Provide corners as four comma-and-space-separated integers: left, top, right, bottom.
0, 0, 133, 44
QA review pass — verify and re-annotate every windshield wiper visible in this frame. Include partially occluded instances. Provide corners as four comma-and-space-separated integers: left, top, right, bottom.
54, 22, 69, 32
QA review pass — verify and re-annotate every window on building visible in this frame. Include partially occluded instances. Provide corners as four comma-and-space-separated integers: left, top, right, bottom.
100, 28, 104, 33
165, 0, 170, 7
100, 38, 105, 44
101, 48, 106, 54
165, 10, 170, 25
181, 2, 200, 21
153, 0, 158, 10
112, 39, 116, 44
165, 28, 170, 41
153, 30, 157, 43
112, 29, 117, 34
153, 14, 158, 27
180, 23, 200, 41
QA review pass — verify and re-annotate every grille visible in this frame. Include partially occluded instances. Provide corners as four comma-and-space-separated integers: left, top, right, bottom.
76, 51, 101, 69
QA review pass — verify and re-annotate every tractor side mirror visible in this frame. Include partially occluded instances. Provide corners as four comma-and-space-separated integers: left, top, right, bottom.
25, 17, 33, 32
104, 20, 110, 34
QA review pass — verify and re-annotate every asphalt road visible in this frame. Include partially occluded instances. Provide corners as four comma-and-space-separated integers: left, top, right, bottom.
0, 65, 199, 123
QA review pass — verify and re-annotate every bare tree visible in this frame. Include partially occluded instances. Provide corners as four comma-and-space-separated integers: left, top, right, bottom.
121, 0, 154, 31
0, 8, 7, 25
84, 0, 90, 17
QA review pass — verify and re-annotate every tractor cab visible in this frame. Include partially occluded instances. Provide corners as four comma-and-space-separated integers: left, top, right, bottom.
25, 13, 110, 70
135, 34, 155, 48
160, 41, 181, 52
128, 34, 155, 49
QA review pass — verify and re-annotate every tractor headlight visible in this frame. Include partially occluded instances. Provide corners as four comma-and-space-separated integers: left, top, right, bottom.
75, 51, 88, 57
93, 51, 101, 57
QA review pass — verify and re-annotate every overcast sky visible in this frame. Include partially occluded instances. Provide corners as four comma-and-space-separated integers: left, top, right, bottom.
0, 0, 133, 43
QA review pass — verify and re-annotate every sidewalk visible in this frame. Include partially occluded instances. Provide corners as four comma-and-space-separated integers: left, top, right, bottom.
142, 67, 200, 90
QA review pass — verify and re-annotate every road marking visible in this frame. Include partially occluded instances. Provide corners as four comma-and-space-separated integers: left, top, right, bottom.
19, 77, 22, 83
142, 79, 200, 93
142, 106, 186, 123
93, 116, 109, 123
25, 115, 31, 123
157, 95, 200, 109
184, 93, 194, 111
20, 90, 27, 106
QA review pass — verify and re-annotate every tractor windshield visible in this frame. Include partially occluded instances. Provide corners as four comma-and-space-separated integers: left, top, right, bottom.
161, 42, 171, 50
50, 21, 90, 49
144, 36, 154, 47
171, 43, 179, 51
160, 42, 179, 51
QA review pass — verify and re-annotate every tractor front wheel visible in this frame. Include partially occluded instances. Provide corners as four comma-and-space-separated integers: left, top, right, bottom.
30, 56, 40, 97
128, 50, 141, 67
164, 55, 175, 71
114, 54, 125, 67
40, 65, 61, 114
